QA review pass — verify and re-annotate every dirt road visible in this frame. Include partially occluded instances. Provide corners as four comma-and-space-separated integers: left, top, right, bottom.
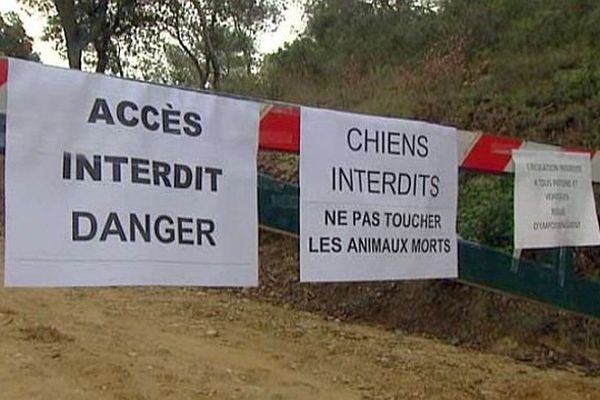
2, 257, 600, 400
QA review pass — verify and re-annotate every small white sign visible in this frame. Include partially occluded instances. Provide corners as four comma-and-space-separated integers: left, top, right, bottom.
300, 107, 458, 282
513, 150, 600, 248
5, 59, 259, 287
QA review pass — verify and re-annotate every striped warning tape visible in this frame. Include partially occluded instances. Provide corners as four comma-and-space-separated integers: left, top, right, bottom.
259, 104, 600, 182
1, 58, 598, 181
0, 58, 7, 115
0, 58, 6, 151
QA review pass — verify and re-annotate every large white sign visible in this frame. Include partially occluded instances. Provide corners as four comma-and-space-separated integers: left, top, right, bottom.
5, 59, 259, 287
300, 107, 458, 282
513, 150, 600, 248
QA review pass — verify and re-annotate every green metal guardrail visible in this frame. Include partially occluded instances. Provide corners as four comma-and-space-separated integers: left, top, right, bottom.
258, 173, 600, 319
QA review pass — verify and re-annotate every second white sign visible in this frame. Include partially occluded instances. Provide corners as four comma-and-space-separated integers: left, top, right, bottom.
300, 108, 458, 282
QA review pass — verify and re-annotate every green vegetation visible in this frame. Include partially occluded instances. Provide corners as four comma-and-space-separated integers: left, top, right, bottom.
260, 0, 600, 250
264, 0, 600, 148
0, 12, 39, 61
18, 0, 284, 86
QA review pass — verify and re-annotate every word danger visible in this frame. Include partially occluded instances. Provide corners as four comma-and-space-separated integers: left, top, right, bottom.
72, 211, 216, 245
308, 236, 451, 254
88, 98, 202, 137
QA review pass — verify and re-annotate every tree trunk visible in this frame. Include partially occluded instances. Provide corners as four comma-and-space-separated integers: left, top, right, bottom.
94, 28, 111, 73
170, 3, 208, 87
66, 41, 82, 70
93, 3, 111, 73
54, 0, 83, 70
210, 56, 220, 89
94, 42, 109, 73
191, 0, 220, 88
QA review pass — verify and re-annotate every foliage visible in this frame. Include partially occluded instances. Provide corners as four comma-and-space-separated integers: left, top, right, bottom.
146, 0, 284, 90
265, 0, 438, 85
19, 0, 161, 73
20, 0, 284, 88
0, 12, 39, 61
265, 0, 600, 145
458, 174, 514, 253
262, 0, 600, 252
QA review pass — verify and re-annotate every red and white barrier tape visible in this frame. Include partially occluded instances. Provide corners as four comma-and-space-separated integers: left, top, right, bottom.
1, 59, 597, 181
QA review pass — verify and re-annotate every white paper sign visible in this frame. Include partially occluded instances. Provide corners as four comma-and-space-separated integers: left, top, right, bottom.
513, 150, 600, 248
300, 107, 458, 282
5, 59, 259, 287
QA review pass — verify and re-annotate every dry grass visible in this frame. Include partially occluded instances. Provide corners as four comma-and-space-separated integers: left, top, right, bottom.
20, 324, 73, 343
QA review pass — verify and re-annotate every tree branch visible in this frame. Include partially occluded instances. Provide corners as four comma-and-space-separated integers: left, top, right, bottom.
169, 2, 208, 86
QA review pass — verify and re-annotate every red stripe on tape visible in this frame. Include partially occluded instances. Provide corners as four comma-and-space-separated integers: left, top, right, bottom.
259, 105, 300, 153
0, 59, 8, 87
461, 134, 523, 173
